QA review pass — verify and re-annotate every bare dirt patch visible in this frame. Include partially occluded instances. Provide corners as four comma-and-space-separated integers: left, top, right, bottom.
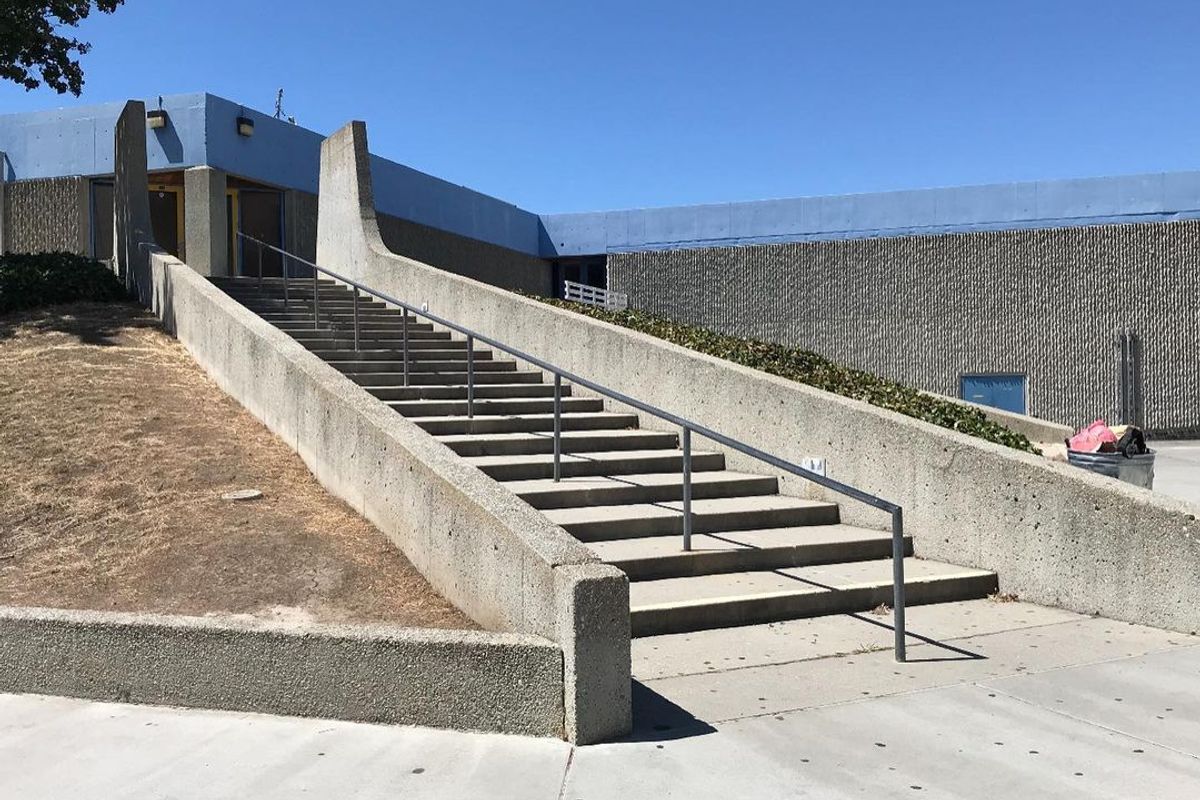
0, 302, 474, 629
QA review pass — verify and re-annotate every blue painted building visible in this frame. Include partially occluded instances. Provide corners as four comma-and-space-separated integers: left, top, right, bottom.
7, 91, 1200, 262
4, 91, 1200, 424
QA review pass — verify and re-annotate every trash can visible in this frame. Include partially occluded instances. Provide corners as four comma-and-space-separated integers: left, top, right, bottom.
1067, 449, 1155, 490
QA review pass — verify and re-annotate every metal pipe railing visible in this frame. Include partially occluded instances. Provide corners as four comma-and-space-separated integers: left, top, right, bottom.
237, 233, 909, 662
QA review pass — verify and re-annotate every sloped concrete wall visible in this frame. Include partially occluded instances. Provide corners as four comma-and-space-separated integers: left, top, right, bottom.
139, 247, 604, 740
316, 120, 1200, 644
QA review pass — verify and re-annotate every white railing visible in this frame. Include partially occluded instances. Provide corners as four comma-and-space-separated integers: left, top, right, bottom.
563, 280, 629, 311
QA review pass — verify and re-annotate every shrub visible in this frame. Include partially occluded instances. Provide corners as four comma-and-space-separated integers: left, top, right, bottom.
536, 297, 1040, 454
0, 252, 126, 313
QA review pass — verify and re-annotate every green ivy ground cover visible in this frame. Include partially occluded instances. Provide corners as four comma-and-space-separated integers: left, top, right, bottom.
0, 252, 126, 314
536, 297, 1039, 454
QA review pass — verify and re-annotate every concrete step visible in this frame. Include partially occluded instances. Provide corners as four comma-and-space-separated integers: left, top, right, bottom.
212, 277, 337, 288
411, 411, 640, 436
313, 348, 493, 362
223, 287, 354, 300
333, 359, 517, 374
465, 448, 724, 480
271, 320, 436, 334
387, 397, 604, 418
589, 523, 911, 581
300, 338, 468, 351
439, 429, 680, 457
243, 302, 395, 315
345, 370, 544, 387
544, 495, 840, 542
248, 303, 410, 316
285, 328, 451, 342
239, 297, 392, 310
364, 383, 569, 402
628, 558, 998, 637
256, 312, 425, 325
507, 471, 778, 510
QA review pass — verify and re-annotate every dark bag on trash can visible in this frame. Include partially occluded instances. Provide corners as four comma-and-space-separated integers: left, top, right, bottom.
1116, 427, 1148, 457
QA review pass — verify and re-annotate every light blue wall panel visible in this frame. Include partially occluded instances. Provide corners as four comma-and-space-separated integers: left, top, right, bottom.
539, 171, 1200, 257
0, 93, 207, 178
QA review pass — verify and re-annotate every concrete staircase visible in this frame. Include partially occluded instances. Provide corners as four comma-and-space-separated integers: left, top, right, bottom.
214, 277, 998, 637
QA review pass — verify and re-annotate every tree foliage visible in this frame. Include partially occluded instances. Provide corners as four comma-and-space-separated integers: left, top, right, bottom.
0, 1, 124, 96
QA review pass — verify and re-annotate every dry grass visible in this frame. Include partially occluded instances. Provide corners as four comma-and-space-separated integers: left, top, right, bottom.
0, 302, 474, 629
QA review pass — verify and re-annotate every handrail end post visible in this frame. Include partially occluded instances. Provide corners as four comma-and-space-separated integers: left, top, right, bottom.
891, 506, 907, 663
466, 335, 475, 419
552, 373, 563, 482
681, 427, 693, 552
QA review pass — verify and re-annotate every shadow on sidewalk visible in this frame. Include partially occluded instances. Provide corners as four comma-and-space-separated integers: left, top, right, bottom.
616, 680, 717, 743
848, 611, 987, 662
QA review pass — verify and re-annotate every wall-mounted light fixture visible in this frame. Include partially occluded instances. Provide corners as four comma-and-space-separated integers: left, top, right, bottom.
236, 115, 255, 137
146, 109, 168, 129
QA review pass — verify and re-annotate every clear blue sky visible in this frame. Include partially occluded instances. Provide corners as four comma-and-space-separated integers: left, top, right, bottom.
2, 0, 1198, 213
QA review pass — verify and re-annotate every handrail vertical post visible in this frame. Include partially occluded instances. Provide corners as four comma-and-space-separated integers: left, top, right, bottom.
282, 252, 289, 308
312, 263, 320, 330
256, 241, 263, 290
553, 373, 563, 482
402, 312, 409, 387
682, 427, 693, 551
892, 507, 907, 663
352, 286, 360, 352
466, 335, 475, 418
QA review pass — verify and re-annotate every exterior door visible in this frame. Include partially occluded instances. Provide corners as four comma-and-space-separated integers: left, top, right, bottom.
960, 374, 1027, 414
237, 189, 284, 277
148, 185, 182, 257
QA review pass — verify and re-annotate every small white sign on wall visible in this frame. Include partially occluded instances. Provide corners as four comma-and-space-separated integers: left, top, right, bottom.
800, 457, 827, 477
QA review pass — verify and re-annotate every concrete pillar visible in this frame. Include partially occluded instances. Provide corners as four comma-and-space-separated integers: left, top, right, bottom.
113, 100, 154, 302
184, 166, 228, 276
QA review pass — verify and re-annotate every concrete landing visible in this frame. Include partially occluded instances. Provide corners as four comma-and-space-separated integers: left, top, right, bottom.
5, 600, 1197, 799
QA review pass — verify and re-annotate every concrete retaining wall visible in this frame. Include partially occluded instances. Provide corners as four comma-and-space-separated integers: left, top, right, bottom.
0, 606, 563, 736
607, 225, 1200, 435
316, 120, 1200, 637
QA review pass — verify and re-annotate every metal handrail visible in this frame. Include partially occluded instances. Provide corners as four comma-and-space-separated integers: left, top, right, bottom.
237, 232, 910, 661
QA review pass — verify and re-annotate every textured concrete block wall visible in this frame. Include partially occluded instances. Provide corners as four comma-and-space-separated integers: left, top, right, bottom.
1, 176, 88, 254
609, 220, 1200, 435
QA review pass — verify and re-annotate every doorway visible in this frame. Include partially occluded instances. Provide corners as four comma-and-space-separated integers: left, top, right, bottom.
226, 187, 286, 277
148, 183, 183, 258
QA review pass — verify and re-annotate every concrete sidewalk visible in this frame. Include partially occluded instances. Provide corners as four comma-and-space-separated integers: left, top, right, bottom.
4, 600, 1198, 799
1152, 440, 1200, 506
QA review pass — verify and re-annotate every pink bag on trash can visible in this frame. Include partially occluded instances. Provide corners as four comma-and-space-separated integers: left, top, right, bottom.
1068, 419, 1117, 453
